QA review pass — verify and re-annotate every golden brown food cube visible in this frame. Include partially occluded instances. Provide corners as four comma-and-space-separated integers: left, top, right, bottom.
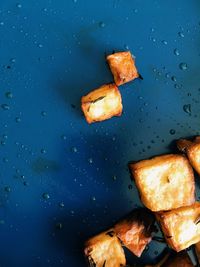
84, 229, 126, 267
81, 83, 122, 124
156, 202, 200, 252
114, 208, 155, 257
195, 242, 200, 264
129, 154, 195, 212
177, 136, 200, 176
107, 51, 139, 86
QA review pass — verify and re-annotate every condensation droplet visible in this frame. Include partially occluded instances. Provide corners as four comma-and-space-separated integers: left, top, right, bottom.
179, 62, 187, 71
4, 186, 11, 192
174, 48, 180, 56
99, 21, 105, 28
5, 92, 13, 99
178, 32, 184, 38
1, 104, 10, 110
42, 193, 50, 200
183, 104, 191, 114
169, 129, 176, 135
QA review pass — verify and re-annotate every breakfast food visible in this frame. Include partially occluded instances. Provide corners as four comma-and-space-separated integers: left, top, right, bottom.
84, 229, 126, 267
156, 202, 200, 252
195, 242, 200, 264
107, 51, 139, 86
114, 209, 155, 257
129, 154, 195, 212
81, 83, 122, 123
177, 136, 200, 175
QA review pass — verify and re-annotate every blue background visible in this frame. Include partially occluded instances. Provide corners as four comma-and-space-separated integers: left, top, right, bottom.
0, 0, 200, 266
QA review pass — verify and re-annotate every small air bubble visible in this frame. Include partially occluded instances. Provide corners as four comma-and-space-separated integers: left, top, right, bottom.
41, 149, 46, 154
165, 73, 170, 78
162, 40, 168, 45
99, 21, 105, 28
16, 3, 22, 8
0, 22, 4, 26
171, 76, 177, 82
169, 129, 176, 135
133, 8, 138, 13
15, 117, 21, 123
113, 175, 117, 181
38, 44, 43, 48
1, 104, 10, 110
5, 92, 13, 99
91, 196, 96, 201
183, 104, 191, 114
71, 147, 77, 153
41, 111, 46, 116
174, 48, 180, 56
179, 62, 188, 71
42, 193, 50, 200
4, 186, 11, 192
178, 32, 184, 38
88, 158, 93, 164
59, 202, 65, 208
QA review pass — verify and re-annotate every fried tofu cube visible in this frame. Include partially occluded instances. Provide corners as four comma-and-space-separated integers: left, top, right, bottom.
195, 242, 200, 264
81, 84, 122, 124
129, 154, 195, 212
84, 229, 126, 267
177, 137, 200, 176
114, 208, 155, 257
107, 51, 139, 86
156, 202, 200, 252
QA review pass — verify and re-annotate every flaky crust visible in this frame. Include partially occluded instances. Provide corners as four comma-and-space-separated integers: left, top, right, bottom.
81, 83, 122, 124
107, 51, 139, 86
84, 229, 126, 267
129, 154, 195, 212
156, 202, 200, 252
114, 209, 155, 257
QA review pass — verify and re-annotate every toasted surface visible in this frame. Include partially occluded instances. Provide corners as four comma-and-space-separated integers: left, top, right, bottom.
195, 242, 200, 264
81, 84, 122, 124
129, 154, 195, 211
156, 202, 200, 252
114, 209, 155, 257
107, 51, 139, 86
84, 229, 126, 267
177, 137, 200, 175
161, 251, 194, 267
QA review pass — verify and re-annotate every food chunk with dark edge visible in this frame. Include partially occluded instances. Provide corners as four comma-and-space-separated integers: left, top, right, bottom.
129, 154, 195, 212
107, 51, 139, 86
84, 229, 126, 267
81, 83, 122, 124
114, 208, 155, 257
177, 136, 200, 176
156, 202, 200, 252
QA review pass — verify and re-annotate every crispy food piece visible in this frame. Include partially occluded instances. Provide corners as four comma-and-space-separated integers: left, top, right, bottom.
195, 241, 200, 264
84, 229, 126, 267
107, 51, 139, 86
156, 202, 200, 252
81, 83, 122, 124
177, 137, 200, 175
129, 154, 195, 212
114, 208, 155, 257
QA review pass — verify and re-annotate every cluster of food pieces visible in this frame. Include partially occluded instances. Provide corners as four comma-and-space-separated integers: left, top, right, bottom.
84, 136, 200, 266
81, 51, 139, 124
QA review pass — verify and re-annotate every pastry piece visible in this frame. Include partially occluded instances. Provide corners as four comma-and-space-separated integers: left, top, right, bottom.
129, 154, 195, 212
114, 208, 155, 257
84, 229, 126, 267
195, 241, 200, 264
177, 136, 200, 175
81, 83, 122, 124
107, 51, 139, 86
156, 202, 200, 252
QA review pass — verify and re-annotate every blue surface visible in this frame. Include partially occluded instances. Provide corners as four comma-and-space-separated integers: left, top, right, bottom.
0, 0, 200, 266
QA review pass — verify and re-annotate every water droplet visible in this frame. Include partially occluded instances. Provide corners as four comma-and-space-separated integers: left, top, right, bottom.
133, 8, 138, 13
1, 104, 10, 110
3, 135, 8, 139
1, 141, 6, 146
88, 158, 93, 164
178, 32, 184, 38
91, 196, 96, 201
10, 58, 16, 63
59, 202, 65, 208
162, 40, 168, 45
38, 44, 43, 48
179, 62, 188, 70
42, 193, 50, 200
73, 0, 77, 2
4, 186, 11, 192
71, 147, 77, 153
169, 129, 176, 135
171, 76, 177, 82
174, 48, 180, 56
99, 21, 105, 28
56, 222, 63, 229
41, 111, 46, 116
5, 92, 13, 99
16, 3, 22, 8
61, 135, 67, 140
165, 73, 170, 78
174, 84, 180, 89
3, 157, 8, 163
15, 117, 21, 123
113, 175, 117, 181
0, 22, 4, 26
124, 44, 129, 50
41, 149, 46, 154
151, 28, 155, 32
183, 104, 191, 114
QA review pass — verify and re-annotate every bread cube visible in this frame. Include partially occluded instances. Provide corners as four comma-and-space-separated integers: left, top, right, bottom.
195, 242, 200, 264
114, 208, 155, 257
177, 137, 200, 175
107, 51, 139, 86
84, 229, 126, 267
81, 84, 122, 124
156, 202, 200, 252
129, 154, 195, 212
